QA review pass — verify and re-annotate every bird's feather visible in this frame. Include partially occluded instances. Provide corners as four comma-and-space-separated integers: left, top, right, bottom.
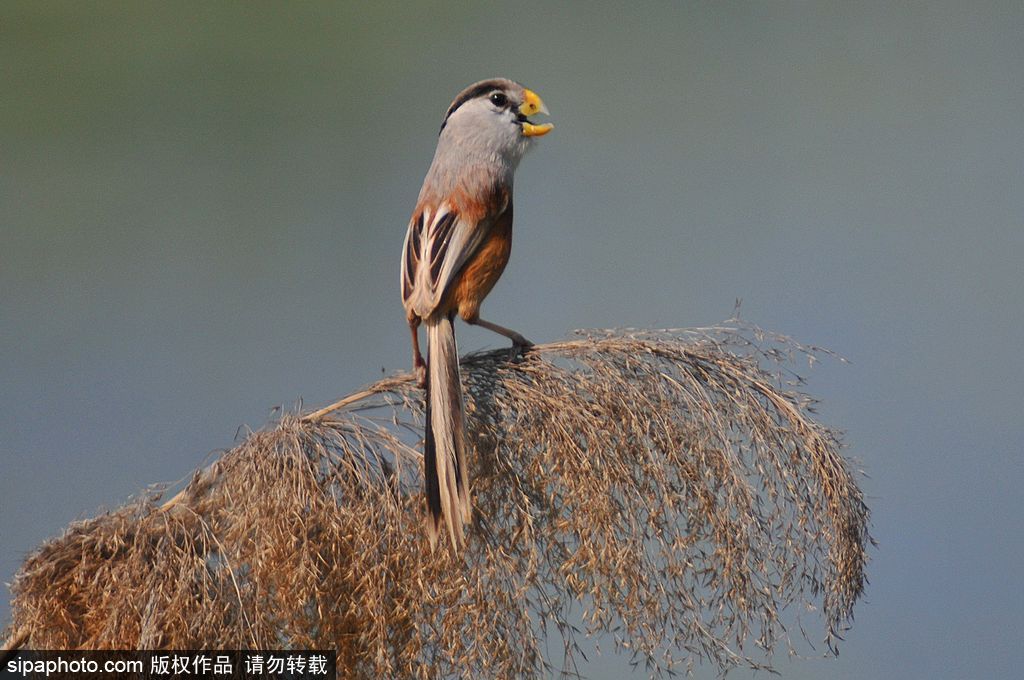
402, 203, 496, 319
423, 315, 469, 549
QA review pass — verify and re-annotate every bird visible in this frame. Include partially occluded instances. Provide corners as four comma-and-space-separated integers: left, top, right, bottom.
400, 78, 553, 551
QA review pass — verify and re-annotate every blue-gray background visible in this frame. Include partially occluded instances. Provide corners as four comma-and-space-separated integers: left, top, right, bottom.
2, 2, 1021, 678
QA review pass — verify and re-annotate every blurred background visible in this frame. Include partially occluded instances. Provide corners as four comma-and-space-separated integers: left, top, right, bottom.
2, 2, 1021, 677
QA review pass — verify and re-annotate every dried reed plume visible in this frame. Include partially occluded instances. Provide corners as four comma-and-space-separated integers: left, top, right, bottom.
3, 323, 871, 677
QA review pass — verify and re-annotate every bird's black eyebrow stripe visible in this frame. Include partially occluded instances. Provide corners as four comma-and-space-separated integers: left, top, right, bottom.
439, 79, 511, 134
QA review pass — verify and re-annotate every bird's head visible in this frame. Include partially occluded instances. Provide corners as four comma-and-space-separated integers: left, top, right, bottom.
437, 78, 553, 166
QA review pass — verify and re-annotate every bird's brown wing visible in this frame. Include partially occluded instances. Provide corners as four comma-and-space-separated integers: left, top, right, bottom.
401, 203, 496, 319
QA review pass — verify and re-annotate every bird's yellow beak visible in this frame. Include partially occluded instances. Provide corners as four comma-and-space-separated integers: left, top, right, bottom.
519, 88, 553, 137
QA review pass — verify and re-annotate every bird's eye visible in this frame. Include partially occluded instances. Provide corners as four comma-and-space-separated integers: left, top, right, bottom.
489, 92, 508, 108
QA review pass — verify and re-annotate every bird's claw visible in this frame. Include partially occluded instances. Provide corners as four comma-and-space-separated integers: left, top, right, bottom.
511, 332, 532, 348
508, 335, 533, 360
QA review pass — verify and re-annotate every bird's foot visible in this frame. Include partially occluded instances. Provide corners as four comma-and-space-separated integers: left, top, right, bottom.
508, 335, 533, 359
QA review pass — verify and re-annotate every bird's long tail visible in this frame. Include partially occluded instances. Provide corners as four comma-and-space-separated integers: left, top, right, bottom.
424, 315, 470, 550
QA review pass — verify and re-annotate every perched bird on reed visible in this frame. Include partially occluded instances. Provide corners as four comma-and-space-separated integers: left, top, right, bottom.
400, 78, 553, 550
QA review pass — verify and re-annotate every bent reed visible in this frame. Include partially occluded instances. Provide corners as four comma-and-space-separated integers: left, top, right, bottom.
3, 323, 871, 677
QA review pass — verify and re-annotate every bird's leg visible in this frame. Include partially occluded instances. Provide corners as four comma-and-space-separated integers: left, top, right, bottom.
467, 317, 533, 354
409, 319, 427, 387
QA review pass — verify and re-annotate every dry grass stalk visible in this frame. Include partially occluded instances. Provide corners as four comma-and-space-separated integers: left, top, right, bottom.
3, 323, 871, 677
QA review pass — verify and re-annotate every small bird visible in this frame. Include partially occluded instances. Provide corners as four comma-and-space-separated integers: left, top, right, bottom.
400, 78, 553, 550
